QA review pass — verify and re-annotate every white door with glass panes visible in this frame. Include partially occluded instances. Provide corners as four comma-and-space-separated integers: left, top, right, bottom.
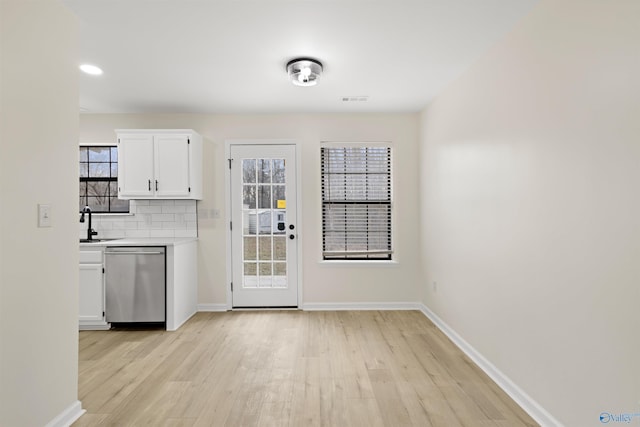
230, 144, 298, 307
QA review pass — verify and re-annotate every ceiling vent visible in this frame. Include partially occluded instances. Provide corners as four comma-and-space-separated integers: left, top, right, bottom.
341, 96, 369, 102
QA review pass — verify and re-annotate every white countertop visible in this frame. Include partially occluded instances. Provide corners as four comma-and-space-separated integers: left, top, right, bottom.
80, 237, 197, 248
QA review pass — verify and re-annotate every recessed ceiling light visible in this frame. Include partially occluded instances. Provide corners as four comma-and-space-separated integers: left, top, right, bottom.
79, 64, 103, 75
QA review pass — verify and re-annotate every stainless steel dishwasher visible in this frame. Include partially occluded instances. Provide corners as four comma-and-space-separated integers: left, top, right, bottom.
104, 246, 166, 324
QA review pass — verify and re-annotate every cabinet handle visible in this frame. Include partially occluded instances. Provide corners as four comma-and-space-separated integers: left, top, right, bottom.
148, 179, 151, 191
155, 180, 158, 191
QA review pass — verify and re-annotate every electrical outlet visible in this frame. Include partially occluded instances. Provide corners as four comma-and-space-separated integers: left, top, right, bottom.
38, 204, 52, 227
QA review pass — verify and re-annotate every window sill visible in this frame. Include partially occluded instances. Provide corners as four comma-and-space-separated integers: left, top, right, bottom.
91, 212, 134, 217
318, 260, 399, 268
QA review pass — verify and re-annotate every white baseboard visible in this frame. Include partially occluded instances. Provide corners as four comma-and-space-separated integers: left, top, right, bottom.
45, 400, 85, 427
79, 324, 110, 331
302, 302, 421, 311
199, 302, 420, 312
197, 303, 228, 312
418, 303, 562, 427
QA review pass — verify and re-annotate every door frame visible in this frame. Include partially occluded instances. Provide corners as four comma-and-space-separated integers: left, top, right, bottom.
224, 139, 303, 310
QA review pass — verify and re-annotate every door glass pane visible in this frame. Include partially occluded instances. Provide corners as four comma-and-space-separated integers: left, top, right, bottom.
273, 211, 286, 234
244, 263, 257, 288
258, 211, 271, 234
273, 263, 286, 288
259, 263, 272, 287
272, 185, 285, 209
244, 237, 257, 260
258, 159, 271, 183
243, 159, 256, 183
243, 185, 256, 209
258, 236, 272, 260
258, 186, 271, 209
273, 237, 286, 261
244, 211, 257, 235
240, 157, 288, 290
273, 159, 285, 183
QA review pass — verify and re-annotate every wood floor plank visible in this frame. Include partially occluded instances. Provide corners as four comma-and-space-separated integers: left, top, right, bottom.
344, 397, 386, 427
74, 311, 539, 427
367, 368, 413, 426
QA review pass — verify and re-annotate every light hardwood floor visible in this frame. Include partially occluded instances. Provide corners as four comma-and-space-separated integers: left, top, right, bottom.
74, 311, 538, 426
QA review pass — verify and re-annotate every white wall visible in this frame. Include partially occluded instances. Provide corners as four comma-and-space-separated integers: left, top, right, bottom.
419, 1, 640, 426
79, 114, 422, 306
0, 1, 81, 426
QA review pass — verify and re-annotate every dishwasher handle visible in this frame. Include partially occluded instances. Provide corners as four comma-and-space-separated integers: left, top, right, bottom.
105, 251, 164, 255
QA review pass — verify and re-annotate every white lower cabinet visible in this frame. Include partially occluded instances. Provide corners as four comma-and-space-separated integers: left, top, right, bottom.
79, 239, 197, 331
79, 249, 109, 330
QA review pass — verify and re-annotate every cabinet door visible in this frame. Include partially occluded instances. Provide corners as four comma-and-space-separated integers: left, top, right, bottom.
118, 134, 154, 198
154, 134, 191, 197
79, 263, 104, 322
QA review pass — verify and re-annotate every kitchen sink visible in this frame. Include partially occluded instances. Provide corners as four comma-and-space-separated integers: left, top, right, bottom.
79, 238, 120, 243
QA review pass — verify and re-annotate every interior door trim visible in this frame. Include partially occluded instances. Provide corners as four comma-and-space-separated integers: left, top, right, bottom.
224, 139, 303, 310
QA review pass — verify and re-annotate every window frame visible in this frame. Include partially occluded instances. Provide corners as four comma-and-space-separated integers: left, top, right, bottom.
79, 143, 130, 214
320, 142, 393, 261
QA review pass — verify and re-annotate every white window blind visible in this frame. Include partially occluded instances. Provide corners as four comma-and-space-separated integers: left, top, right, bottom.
321, 145, 392, 260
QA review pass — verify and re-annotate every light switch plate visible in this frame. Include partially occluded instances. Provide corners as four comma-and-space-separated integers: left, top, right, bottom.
38, 204, 52, 227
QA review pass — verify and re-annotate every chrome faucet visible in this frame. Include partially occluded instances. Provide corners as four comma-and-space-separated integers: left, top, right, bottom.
79, 206, 98, 241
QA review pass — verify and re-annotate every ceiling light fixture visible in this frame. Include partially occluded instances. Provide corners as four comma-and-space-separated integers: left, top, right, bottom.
286, 58, 323, 87
79, 64, 103, 75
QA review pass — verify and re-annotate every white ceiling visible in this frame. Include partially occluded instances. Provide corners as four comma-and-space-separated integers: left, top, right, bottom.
63, 0, 538, 114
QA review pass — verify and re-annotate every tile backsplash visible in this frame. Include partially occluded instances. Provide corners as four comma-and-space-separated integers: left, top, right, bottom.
79, 200, 198, 239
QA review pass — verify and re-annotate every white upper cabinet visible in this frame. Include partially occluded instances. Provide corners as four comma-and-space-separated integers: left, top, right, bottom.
116, 129, 203, 199
117, 133, 155, 197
